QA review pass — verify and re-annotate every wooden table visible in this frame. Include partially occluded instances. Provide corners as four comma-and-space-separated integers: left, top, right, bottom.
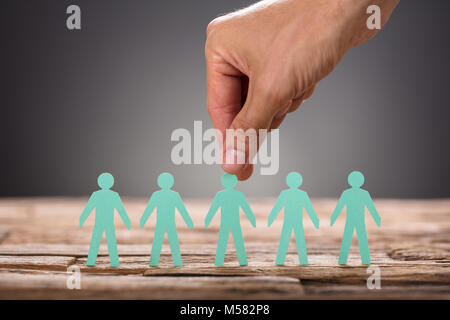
0, 197, 449, 299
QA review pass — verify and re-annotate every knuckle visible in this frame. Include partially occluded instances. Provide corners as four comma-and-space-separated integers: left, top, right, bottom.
206, 19, 218, 37
206, 17, 225, 38
205, 19, 224, 58
254, 75, 292, 107
232, 116, 258, 131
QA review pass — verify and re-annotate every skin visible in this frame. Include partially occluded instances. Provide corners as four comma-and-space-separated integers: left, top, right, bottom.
205, 0, 400, 180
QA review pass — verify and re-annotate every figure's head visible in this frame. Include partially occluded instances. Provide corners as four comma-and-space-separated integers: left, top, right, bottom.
286, 172, 302, 188
221, 173, 237, 189
158, 172, 174, 189
98, 172, 114, 189
348, 171, 364, 188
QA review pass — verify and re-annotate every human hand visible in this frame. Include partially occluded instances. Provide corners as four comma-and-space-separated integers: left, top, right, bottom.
206, 0, 399, 180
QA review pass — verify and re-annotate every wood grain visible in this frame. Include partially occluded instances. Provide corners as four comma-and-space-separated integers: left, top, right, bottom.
0, 271, 304, 299
0, 255, 75, 271
0, 197, 448, 299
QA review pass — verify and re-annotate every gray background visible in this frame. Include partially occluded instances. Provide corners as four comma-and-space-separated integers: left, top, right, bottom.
1, 0, 449, 198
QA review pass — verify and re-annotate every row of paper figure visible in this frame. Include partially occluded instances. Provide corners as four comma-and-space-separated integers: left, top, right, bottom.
79, 171, 380, 267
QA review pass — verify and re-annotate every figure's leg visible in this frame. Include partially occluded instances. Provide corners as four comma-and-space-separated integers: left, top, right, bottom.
150, 227, 165, 266
105, 227, 119, 267
87, 227, 103, 266
356, 224, 371, 265
167, 225, 182, 267
338, 224, 355, 265
231, 226, 248, 266
293, 226, 308, 265
276, 224, 292, 265
215, 227, 230, 266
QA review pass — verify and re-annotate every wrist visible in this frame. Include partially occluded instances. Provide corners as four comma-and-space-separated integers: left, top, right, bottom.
338, 0, 400, 48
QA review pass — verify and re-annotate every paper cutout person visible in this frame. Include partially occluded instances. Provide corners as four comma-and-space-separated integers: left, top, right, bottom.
330, 171, 381, 265
79, 173, 131, 267
268, 172, 319, 265
205, 173, 256, 266
140, 172, 194, 267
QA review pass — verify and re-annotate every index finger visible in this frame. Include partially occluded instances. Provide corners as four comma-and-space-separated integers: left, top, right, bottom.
206, 55, 246, 139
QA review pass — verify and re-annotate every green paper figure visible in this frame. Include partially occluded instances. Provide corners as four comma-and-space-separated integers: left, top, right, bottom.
79, 173, 131, 267
205, 173, 256, 266
268, 172, 319, 265
330, 171, 381, 265
140, 172, 194, 267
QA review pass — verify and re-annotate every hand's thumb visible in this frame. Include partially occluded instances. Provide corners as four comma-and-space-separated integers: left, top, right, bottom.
222, 84, 282, 180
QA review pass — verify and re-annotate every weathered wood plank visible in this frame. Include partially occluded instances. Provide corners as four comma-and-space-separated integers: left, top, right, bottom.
2, 198, 449, 246
388, 246, 450, 261
70, 249, 450, 283
0, 244, 150, 257
1, 243, 449, 283
0, 269, 447, 299
0, 271, 304, 299
0, 255, 75, 271
0, 229, 9, 244
301, 280, 450, 299
0, 198, 448, 299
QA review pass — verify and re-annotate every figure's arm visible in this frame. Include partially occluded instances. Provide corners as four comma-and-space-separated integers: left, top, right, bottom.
115, 194, 131, 230
330, 192, 346, 227
268, 192, 284, 227
205, 195, 220, 228
79, 193, 96, 227
365, 192, 381, 227
176, 193, 194, 229
140, 194, 156, 228
240, 193, 256, 227
304, 193, 320, 229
